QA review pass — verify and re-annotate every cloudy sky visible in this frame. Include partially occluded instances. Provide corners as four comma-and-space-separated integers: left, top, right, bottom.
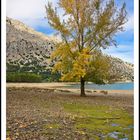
6, 0, 134, 63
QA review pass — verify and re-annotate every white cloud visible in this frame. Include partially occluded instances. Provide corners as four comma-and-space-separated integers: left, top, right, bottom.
6, 0, 46, 19
105, 45, 133, 53
6, 0, 59, 19
116, 14, 134, 36
106, 52, 134, 63
6, 0, 59, 28
124, 14, 134, 31
103, 45, 134, 63
7, 0, 133, 32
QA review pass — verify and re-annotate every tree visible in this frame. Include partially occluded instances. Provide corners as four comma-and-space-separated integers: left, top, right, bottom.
45, 0, 127, 96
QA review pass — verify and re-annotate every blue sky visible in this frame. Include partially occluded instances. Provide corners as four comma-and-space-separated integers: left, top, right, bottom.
6, 0, 134, 63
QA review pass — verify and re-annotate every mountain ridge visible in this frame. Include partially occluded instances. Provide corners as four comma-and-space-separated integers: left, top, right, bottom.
6, 17, 134, 82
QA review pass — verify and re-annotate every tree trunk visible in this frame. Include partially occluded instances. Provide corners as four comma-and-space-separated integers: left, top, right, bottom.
80, 77, 86, 97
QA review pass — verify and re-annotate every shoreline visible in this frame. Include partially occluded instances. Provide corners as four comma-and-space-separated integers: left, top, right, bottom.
6, 82, 134, 96
6, 82, 134, 86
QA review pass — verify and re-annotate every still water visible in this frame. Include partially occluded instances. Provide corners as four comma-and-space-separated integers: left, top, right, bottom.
64, 82, 134, 90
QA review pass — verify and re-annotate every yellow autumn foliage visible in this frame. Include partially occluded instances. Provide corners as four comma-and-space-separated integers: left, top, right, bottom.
46, 0, 127, 85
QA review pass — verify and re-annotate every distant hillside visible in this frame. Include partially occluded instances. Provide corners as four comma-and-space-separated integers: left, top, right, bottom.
6, 17, 58, 71
107, 56, 133, 82
6, 17, 134, 82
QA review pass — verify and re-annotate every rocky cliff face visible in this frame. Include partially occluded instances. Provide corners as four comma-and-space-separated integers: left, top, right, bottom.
6, 17, 134, 81
6, 17, 58, 70
108, 57, 134, 82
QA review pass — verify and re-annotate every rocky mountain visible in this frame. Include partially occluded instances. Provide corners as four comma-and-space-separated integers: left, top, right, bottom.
107, 56, 133, 82
6, 17, 58, 71
6, 17, 134, 82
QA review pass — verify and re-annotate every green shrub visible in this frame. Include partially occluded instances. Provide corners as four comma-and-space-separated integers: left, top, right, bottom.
6, 72, 42, 83
6, 63, 20, 72
40, 71, 61, 82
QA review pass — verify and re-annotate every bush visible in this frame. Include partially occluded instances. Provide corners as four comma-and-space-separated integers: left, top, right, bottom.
6, 72, 42, 83
40, 71, 61, 82
6, 63, 20, 72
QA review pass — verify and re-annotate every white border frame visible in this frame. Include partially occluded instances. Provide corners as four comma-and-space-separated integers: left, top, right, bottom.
1, 0, 139, 139
1, 0, 6, 139
134, 0, 139, 139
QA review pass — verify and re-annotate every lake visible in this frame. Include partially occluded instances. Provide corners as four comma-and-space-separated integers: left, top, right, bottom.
64, 82, 134, 90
